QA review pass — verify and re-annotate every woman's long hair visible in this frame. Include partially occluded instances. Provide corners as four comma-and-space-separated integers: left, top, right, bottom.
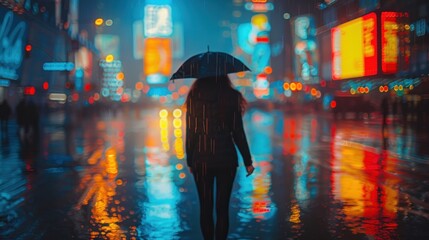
184, 75, 247, 112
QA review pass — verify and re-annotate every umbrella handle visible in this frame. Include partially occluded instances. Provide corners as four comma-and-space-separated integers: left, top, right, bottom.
207, 45, 210, 53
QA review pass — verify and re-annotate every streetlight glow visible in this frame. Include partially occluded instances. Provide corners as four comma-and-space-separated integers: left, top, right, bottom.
95, 18, 104, 26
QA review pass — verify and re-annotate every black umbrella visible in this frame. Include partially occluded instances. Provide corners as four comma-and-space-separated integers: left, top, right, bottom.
170, 49, 251, 80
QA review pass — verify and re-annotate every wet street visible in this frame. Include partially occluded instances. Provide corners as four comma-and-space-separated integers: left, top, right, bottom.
1, 107, 429, 240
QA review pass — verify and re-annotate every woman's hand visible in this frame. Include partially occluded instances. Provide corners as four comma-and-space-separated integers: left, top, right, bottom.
246, 165, 255, 177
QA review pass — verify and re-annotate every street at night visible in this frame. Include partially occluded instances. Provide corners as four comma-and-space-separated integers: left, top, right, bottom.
1, 0, 429, 239
1, 107, 429, 239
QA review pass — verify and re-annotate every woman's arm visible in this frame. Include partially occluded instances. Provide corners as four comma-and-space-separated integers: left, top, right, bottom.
231, 98, 252, 167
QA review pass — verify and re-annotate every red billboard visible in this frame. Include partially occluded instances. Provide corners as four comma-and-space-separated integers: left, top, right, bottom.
381, 12, 410, 74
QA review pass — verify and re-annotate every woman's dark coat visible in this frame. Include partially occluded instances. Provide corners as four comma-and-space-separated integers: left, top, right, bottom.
185, 87, 252, 169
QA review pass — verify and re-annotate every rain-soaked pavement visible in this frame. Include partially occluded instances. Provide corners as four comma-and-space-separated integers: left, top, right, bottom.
1, 106, 429, 240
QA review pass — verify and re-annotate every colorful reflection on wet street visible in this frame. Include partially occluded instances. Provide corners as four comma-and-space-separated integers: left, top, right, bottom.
1, 107, 429, 239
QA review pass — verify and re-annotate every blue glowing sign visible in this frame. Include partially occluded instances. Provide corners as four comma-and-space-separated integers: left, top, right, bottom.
147, 87, 170, 97
0, 79, 10, 87
43, 62, 75, 71
0, 10, 27, 81
75, 68, 83, 92
237, 23, 254, 55
252, 37, 270, 74
292, 15, 319, 83
146, 74, 169, 84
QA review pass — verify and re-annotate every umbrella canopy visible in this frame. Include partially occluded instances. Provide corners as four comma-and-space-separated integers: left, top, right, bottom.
170, 50, 250, 80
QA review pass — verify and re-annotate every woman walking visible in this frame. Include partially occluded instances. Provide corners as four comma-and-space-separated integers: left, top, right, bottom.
185, 75, 255, 240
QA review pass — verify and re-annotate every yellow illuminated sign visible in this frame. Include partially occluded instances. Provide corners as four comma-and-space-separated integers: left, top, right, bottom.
332, 13, 377, 80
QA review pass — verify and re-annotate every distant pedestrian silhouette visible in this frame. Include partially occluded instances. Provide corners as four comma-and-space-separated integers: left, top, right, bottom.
381, 97, 389, 126
401, 97, 409, 124
392, 97, 398, 122
185, 75, 254, 240
0, 99, 12, 135
15, 98, 39, 142
16, 98, 27, 138
26, 100, 40, 139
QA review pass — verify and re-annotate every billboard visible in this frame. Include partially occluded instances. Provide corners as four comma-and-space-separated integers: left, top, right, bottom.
144, 5, 172, 38
381, 12, 410, 74
133, 20, 144, 60
143, 38, 172, 77
292, 15, 319, 83
0, 10, 27, 82
331, 12, 377, 80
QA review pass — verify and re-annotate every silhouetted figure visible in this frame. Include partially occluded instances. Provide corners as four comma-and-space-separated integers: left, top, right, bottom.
15, 98, 27, 138
20, 132, 38, 172
401, 97, 408, 124
0, 99, 12, 135
381, 97, 389, 126
27, 100, 40, 140
382, 124, 389, 151
392, 97, 398, 121
185, 75, 255, 240
417, 100, 424, 126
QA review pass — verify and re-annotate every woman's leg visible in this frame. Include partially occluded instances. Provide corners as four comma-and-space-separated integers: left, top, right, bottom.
214, 167, 237, 240
194, 166, 215, 240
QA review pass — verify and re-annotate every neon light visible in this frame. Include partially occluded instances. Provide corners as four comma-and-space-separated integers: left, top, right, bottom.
331, 12, 377, 80
48, 93, 67, 101
244, 2, 274, 12
144, 38, 172, 76
94, 18, 103, 26
0, 11, 26, 81
381, 12, 398, 74
147, 74, 169, 84
381, 12, 409, 74
293, 15, 319, 82
0, 79, 10, 87
99, 60, 123, 100
256, 36, 269, 42
43, 62, 75, 71
24, 86, 35, 95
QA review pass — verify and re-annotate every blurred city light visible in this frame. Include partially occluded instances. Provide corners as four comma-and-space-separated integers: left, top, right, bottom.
25, 44, 32, 52
105, 19, 113, 26
42, 81, 49, 90
116, 72, 124, 81
48, 93, 67, 102
105, 54, 114, 62
172, 109, 182, 118
94, 18, 103, 26
159, 109, 168, 118
23, 86, 35, 95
